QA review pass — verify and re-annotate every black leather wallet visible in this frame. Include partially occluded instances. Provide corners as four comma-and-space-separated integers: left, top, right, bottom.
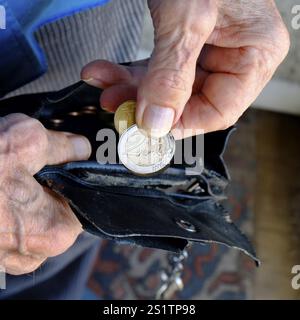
0, 79, 259, 265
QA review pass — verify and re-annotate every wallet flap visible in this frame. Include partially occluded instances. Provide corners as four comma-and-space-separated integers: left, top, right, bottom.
36, 164, 259, 264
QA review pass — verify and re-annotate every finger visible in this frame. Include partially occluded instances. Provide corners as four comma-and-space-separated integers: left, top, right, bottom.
0, 251, 46, 275
81, 60, 150, 112
23, 187, 82, 257
192, 65, 210, 94
46, 130, 92, 166
136, 0, 217, 137
100, 84, 137, 112
0, 113, 31, 130
81, 60, 133, 89
173, 72, 256, 138
199, 45, 258, 74
0, 180, 82, 257
0, 115, 92, 174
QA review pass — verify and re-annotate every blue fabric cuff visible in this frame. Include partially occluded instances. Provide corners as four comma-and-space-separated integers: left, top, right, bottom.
0, 0, 109, 97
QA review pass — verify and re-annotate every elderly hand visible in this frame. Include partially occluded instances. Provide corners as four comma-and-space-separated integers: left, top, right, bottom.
82, 0, 289, 138
0, 114, 91, 275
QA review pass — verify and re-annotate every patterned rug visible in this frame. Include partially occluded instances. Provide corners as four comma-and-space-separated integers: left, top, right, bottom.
87, 111, 257, 300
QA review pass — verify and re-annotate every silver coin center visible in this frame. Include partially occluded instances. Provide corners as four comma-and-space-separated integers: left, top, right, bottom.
118, 125, 176, 175
125, 133, 169, 167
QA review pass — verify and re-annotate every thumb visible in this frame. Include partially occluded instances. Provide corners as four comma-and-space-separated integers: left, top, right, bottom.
136, 0, 217, 137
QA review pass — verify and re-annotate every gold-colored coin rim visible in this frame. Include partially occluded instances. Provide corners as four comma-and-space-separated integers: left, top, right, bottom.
114, 100, 136, 134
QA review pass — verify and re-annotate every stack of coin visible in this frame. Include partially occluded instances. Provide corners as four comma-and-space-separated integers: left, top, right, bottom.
114, 101, 176, 176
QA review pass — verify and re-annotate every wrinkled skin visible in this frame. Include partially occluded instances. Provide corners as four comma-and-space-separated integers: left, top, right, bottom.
82, 0, 290, 138
1, 0, 290, 275
0, 114, 91, 275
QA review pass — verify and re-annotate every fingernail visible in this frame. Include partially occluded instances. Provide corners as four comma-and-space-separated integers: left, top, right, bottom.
101, 105, 109, 111
142, 105, 174, 137
82, 77, 103, 87
69, 136, 92, 159
82, 77, 94, 82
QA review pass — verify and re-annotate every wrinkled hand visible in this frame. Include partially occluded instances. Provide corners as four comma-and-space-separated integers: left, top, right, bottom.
82, 0, 289, 138
0, 114, 91, 275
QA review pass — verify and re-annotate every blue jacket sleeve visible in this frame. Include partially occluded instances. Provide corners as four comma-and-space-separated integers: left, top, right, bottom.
0, 0, 109, 97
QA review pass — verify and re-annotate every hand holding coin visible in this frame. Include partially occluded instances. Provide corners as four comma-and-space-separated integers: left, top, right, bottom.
115, 101, 176, 176
82, 0, 288, 140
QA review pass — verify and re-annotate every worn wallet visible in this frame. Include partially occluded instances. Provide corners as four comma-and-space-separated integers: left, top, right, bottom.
0, 79, 259, 265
